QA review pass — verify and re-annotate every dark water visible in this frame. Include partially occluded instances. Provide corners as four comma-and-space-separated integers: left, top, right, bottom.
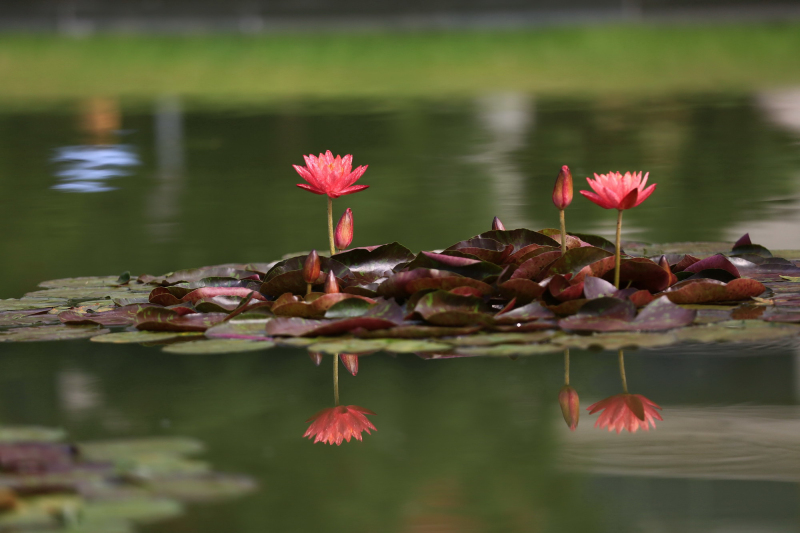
1, 91, 800, 532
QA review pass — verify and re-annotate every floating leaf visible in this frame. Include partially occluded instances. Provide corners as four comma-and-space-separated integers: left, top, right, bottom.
509, 251, 562, 281
0, 298, 68, 311
0, 325, 109, 342
542, 247, 614, 279
497, 279, 546, 305
59, 305, 154, 327
602, 257, 672, 292
91, 331, 206, 344
332, 242, 417, 276
494, 302, 554, 324
204, 319, 270, 340
477, 228, 561, 252
583, 276, 617, 299
307, 339, 390, 354
552, 331, 678, 350
548, 275, 584, 302
38, 276, 121, 289
181, 287, 267, 304
559, 297, 695, 332
325, 298, 374, 318
570, 232, 617, 253
413, 290, 493, 327
682, 254, 741, 278
674, 320, 800, 343
661, 278, 766, 304
162, 339, 274, 354
273, 293, 374, 319
135, 308, 227, 332
402, 251, 502, 280
24, 287, 149, 300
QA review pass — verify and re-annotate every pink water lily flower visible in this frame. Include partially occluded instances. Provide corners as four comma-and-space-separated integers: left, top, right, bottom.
580, 171, 656, 210
303, 405, 377, 445
293, 151, 369, 199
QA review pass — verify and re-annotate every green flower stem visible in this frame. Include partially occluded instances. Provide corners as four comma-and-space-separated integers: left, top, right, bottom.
327, 197, 336, 257
333, 353, 340, 406
559, 209, 567, 255
614, 209, 623, 289
564, 348, 570, 386
618, 349, 628, 393
306, 283, 312, 296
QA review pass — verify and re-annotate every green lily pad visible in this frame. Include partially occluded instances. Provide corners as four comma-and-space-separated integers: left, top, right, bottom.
38, 276, 121, 289
161, 339, 274, 354
674, 320, 800, 343
205, 319, 271, 340
0, 298, 68, 311
146, 473, 257, 502
0, 426, 66, 443
25, 287, 149, 300
455, 343, 561, 357
447, 331, 555, 346
382, 340, 454, 353
90, 331, 205, 344
552, 331, 678, 350
306, 339, 390, 354
0, 325, 109, 342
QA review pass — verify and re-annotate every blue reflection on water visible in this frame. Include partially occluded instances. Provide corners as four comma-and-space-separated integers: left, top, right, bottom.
51, 143, 140, 193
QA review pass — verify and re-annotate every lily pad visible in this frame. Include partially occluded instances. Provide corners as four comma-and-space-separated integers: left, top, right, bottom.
477, 228, 561, 252
401, 251, 502, 280
661, 278, 766, 304
91, 331, 206, 344
324, 298, 374, 318
332, 242, 415, 276
559, 296, 696, 332
134, 308, 227, 332
161, 339, 274, 354
413, 290, 493, 327
0, 325, 109, 342
205, 319, 271, 340
682, 254, 741, 278
0, 298, 68, 311
542, 247, 614, 279
38, 276, 121, 289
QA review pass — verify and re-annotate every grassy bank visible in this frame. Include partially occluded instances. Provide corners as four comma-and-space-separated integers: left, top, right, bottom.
1, 23, 799, 102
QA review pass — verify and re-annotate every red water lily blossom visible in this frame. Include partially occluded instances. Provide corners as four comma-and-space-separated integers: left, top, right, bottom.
293, 151, 369, 199
587, 393, 662, 433
303, 405, 377, 445
580, 171, 656, 210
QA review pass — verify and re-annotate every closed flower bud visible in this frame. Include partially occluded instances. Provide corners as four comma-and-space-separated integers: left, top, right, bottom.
303, 249, 321, 284
340, 354, 359, 376
309, 352, 323, 366
324, 271, 339, 294
558, 384, 580, 431
552, 165, 574, 210
492, 216, 505, 231
334, 208, 354, 251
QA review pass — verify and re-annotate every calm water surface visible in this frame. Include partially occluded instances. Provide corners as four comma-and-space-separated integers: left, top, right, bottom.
1, 92, 800, 532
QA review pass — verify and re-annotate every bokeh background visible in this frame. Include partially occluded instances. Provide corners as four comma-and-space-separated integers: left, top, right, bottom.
2, 2, 800, 533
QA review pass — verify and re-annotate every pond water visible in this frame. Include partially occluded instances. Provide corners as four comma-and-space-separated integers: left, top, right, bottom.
1, 91, 800, 532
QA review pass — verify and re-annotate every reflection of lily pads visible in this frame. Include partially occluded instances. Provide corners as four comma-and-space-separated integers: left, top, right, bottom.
0, 325, 109, 342
205, 319, 271, 340
161, 339, 274, 354
0, 426, 67, 443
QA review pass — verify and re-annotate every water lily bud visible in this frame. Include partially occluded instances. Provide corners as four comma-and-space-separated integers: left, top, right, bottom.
340, 354, 359, 376
657, 255, 671, 273
303, 249, 321, 284
492, 216, 505, 231
334, 208, 354, 251
309, 352, 323, 366
558, 385, 580, 431
324, 271, 339, 294
552, 165, 573, 210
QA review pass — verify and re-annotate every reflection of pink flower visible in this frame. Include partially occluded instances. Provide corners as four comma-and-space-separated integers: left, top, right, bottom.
304, 405, 377, 445
293, 151, 369, 199
587, 393, 662, 433
580, 171, 656, 210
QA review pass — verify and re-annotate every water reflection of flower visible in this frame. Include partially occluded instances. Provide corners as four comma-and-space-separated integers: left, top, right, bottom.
587, 349, 663, 433
304, 353, 376, 445
587, 393, 662, 433
304, 405, 377, 445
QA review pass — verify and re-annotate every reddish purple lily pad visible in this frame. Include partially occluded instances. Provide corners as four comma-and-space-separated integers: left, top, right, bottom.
413, 290, 494, 327
332, 242, 415, 277
497, 279, 546, 305
272, 293, 374, 319
135, 308, 228, 332
182, 287, 266, 303
548, 275, 584, 302
59, 304, 156, 326
542, 247, 614, 280
661, 278, 766, 304
601, 258, 672, 292
494, 302, 554, 324
682, 254, 741, 278
509, 252, 562, 281
559, 296, 696, 332
402, 252, 503, 281
476, 228, 561, 253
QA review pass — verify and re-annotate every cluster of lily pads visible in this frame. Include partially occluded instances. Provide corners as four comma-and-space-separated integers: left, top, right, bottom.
0, 426, 253, 532
0, 229, 799, 357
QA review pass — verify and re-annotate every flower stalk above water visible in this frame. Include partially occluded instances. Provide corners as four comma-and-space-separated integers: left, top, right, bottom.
552, 165, 573, 255
293, 151, 369, 256
580, 171, 656, 288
